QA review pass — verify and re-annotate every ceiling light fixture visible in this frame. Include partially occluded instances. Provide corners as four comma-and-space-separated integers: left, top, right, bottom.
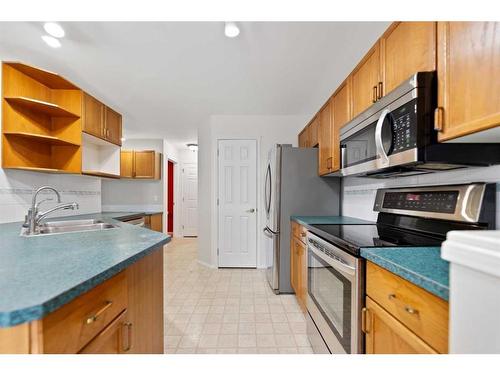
121, 137, 126, 142
224, 22, 240, 38
43, 22, 65, 38
41, 35, 61, 48
187, 143, 198, 151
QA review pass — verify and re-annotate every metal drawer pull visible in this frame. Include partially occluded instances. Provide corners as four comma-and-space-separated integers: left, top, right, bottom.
300, 232, 306, 237
361, 307, 371, 334
388, 294, 419, 315
123, 322, 132, 352
85, 300, 113, 324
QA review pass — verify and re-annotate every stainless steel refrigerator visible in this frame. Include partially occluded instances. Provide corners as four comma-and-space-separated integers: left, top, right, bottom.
263, 144, 340, 294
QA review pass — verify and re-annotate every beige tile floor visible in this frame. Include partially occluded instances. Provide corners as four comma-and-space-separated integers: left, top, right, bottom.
164, 238, 313, 354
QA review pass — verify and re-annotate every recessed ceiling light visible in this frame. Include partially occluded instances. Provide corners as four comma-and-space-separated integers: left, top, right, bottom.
43, 22, 65, 38
41, 35, 61, 48
187, 143, 198, 151
121, 137, 126, 142
224, 22, 240, 38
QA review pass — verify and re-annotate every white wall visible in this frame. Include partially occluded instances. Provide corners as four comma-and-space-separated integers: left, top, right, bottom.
342, 165, 500, 228
198, 114, 309, 268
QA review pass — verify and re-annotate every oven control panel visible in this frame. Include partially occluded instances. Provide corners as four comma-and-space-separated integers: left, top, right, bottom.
382, 190, 458, 213
391, 100, 418, 154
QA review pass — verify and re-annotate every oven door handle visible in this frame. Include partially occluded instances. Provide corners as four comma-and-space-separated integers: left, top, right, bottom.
309, 245, 356, 277
375, 108, 390, 167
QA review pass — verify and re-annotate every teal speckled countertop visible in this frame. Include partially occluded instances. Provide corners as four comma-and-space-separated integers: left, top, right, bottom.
360, 247, 449, 301
0, 212, 170, 327
291, 215, 374, 226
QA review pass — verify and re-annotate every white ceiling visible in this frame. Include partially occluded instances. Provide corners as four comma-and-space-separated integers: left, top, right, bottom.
0, 22, 389, 147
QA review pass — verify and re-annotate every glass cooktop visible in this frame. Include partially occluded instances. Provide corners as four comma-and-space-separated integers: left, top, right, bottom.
309, 224, 443, 255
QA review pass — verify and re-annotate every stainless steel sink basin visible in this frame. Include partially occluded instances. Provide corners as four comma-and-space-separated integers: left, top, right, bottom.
21, 219, 118, 236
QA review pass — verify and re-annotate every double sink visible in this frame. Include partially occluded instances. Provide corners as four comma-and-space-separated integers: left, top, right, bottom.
21, 219, 118, 237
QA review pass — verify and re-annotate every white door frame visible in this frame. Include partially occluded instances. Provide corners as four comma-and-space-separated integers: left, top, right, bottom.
216, 138, 258, 268
181, 162, 198, 237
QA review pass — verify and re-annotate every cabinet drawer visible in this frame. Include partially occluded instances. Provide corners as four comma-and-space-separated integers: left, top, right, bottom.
79, 310, 131, 354
366, 262, 448, 353
43, 272, 128, 353
291, 221, 307, 244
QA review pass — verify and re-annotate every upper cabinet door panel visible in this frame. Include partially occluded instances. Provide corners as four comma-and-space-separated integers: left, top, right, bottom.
331, 80, 351, 172
120, 150, 134, 178
134, 151, 155, 179
318, 100, 333, 175
82, 93, 104, 138
104, 106, 122, 146
310, 116, 319, 147
437, 22, 500, 141
381, 22, 436, 94
351, 43, 381, 118
298, 127, 309, 148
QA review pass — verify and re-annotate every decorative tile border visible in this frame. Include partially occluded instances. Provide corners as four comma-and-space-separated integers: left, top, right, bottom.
0, 188, 100, 196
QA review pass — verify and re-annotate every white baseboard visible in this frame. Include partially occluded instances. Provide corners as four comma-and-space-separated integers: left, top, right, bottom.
197, 259, 216, 269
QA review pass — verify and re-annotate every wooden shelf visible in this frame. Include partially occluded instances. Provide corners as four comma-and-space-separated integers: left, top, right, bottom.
4, 62, 80, 90
5, 96, 80, 118
4, 132, 81, 146
82, 170, 121, 179
4, 166, 77, 174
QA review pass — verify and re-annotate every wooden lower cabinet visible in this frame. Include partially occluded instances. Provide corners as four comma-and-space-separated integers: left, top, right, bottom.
0, 247, 164, 354
364, 261, 449, 354
149, 213, 163, 232
290, 221, 307, 310
364, 297, 437, 354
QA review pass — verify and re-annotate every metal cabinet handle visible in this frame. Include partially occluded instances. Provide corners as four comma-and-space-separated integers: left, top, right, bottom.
361, 307, 371, 334
300, 232, 306, 237
388, 294, 419, 315
122, 322, 132, 352
434, 107, 444, 132
372, 86, 376, 103
378, 81, 383, 99
85, 300, 113, 324
246, 208, 255, 213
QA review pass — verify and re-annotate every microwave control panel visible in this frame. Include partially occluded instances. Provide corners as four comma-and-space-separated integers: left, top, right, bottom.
391, 100, 418, 154
382, 190, 458, 213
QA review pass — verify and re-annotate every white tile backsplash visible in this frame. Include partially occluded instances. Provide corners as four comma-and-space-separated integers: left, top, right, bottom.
342, 165, 500, 228
0, 170, 101, 224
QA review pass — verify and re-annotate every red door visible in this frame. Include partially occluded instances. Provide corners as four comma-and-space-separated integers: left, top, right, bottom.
167, 161, 174, 233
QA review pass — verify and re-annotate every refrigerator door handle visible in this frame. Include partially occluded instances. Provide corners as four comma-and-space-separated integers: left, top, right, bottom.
265, 164, 272, 217
263, 226, 279, 238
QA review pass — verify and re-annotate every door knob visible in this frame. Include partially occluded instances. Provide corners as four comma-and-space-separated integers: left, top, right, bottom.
246, 208, 255, 213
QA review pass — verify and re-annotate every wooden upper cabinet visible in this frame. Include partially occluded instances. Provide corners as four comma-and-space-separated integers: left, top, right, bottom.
134, 151, 159, 179
309, 116, 319, 147
120, 150, 134, 178
82, 93, 104, 138
351, 43, 381, 118
104, 107, 122, 146
436, 22, 500, 141
331, 79, 351, 172
364, 297, 437, 354
318, 100, 333, 175
381, 22, 436, 95
298, 127, 309, 147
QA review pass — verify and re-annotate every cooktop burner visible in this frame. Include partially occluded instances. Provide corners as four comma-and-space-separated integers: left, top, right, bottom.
308, 224, 444, 256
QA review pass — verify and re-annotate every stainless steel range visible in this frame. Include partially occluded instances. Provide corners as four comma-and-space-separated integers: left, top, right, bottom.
305, 183, 496, 354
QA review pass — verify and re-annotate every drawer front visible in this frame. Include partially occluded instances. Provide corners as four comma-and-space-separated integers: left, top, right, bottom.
366, 262, 449, 353
79, 310, 131, 354
291, 221, 307, 244
43, 272, 128, 353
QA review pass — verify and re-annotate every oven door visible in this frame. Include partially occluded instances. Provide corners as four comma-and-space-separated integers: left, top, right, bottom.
306, 235, 361, 354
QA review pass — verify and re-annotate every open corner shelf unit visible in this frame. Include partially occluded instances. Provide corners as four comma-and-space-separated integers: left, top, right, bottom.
2, 61, 82, 174
82, 133, 121, 179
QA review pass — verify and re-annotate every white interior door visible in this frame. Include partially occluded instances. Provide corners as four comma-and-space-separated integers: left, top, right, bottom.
218, 139, 257, 268
182, 162, 198, 237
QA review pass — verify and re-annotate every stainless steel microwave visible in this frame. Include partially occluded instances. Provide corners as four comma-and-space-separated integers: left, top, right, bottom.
337, 72, 500, 178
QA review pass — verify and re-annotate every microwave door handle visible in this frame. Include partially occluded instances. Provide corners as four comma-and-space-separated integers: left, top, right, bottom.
375, 108, 390, 166
340, 145, 346, 170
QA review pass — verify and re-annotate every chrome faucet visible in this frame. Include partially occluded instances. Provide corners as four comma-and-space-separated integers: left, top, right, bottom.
23, 186, 79, 235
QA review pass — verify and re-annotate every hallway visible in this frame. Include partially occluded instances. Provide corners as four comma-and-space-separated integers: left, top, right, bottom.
164, 238, 313, 353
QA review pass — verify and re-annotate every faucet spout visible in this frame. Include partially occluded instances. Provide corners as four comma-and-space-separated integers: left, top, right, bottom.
36, 202, 79, 225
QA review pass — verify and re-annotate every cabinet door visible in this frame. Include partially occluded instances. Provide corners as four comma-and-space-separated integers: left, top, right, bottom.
290, 236, 299, 294
79, 311, 131, 354
318, 100, 333, 175
381, 22, 436, 94
104, 106, 122, 146
82, 93, 104, 138
120, 150, 134, 178
364, 297, 437, 354
331, 80, 351, 172
298, 127, 309, 147
436, 22, 500, 141
296, 238, 307, 310
351, 43, 381, 118
134, 151, 156, 179
309, 116, 319, 147
149, 213, 163, 232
